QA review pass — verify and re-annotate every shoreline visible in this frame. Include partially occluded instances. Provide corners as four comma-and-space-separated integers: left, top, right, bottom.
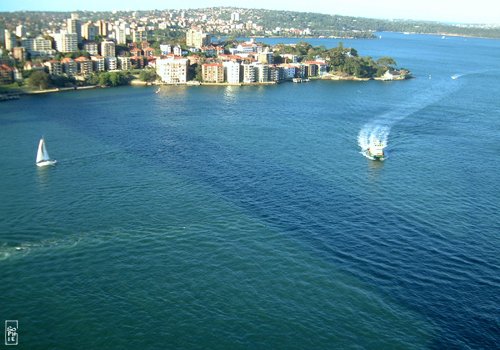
3, 73, 411, 99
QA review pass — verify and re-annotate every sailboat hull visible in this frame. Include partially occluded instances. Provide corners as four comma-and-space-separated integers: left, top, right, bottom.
36, 160, 57, 167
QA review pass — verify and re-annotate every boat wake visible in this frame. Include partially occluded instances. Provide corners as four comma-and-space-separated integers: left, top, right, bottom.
357, 77, 462, 160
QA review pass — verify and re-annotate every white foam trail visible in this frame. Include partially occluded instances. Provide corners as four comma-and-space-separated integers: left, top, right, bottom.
358, 77, 462, 159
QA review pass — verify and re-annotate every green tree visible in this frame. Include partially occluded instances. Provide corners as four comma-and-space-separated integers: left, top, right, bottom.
139, 69, 158, 82
28, 71, 50, 90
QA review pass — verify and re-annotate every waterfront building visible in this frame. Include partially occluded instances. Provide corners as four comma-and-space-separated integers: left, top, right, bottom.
91, 56, 105, 72
269, 65, 283, 82
67, 13, 82, 44
280, 64, 297, 80
186, 28, 211, 49
44, 60, 63, 75
117, 56, 131, 70
223, 61, 241, 84
256, 64, 270, 82
75, 56, 93, 76
156, 57, 189, 84
242, 63, 256, 83
61, 57, 77, 76
202, 63, 224, 83
0, 64, 14, 84
83, 41, 98, 55
100, 40, 116, 58
105, 57, 117, 71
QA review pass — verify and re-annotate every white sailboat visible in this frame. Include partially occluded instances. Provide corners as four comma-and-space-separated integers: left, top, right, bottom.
36, 137, 57, 167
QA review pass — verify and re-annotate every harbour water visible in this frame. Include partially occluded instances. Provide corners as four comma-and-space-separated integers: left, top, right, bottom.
1, 33, 499, 349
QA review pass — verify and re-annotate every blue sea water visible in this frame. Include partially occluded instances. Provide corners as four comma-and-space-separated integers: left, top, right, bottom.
1, 33, 499, 349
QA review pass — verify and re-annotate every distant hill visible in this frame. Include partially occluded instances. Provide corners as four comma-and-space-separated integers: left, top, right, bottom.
1, 7, 499, 39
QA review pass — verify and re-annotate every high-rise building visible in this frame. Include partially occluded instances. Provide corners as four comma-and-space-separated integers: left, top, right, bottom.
96, 20, 108, 37
132, 29, 147, 43
4, 30, 15, 51
67, 13, 82, 44
100, 40, 116, 58
81, 22, 98, 41
15, 25, 26, 38
185, 29, 211, 49
53, 31, 78, 53
231, 12, 240, 22
156, 57, 189, 84
114, 27, 126, 45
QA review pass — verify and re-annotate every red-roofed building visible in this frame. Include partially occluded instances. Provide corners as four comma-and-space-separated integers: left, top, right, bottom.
75, 56, 93, 76
143, 47, 155, 57
131, 47, 143, 57
60, 57, 78, 76
0, 64, 14, 84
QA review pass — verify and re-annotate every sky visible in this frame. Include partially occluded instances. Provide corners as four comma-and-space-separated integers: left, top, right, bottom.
1, 0, 499, 24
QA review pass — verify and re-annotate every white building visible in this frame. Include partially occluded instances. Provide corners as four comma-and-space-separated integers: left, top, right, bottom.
117, 56, 131, 70
15, 25, 26, 38
160, 44, 171, 55
106, 57, 117, 71
114, 27, 127, 45
4, 30, 15, 51
223, 61, 241, 84
242, 63, 256, 83
100, 40, 116, 58
67, 13, 82, 44
156, 57, 189, 84
91, 56, 105, 72
53, 31, 78, 53
83, 42, 98, 55
22, 36, 53, 54
256, 64, 269, 82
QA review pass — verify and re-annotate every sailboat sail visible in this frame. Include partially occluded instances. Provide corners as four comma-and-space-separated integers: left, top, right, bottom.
36, 138, 56, 166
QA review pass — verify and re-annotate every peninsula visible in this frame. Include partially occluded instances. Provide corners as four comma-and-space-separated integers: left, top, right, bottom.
1, 9, 414, 96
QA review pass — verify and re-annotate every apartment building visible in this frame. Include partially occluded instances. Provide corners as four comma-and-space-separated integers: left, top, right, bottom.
156, 57, 189, 84
202, 63, 224, 83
